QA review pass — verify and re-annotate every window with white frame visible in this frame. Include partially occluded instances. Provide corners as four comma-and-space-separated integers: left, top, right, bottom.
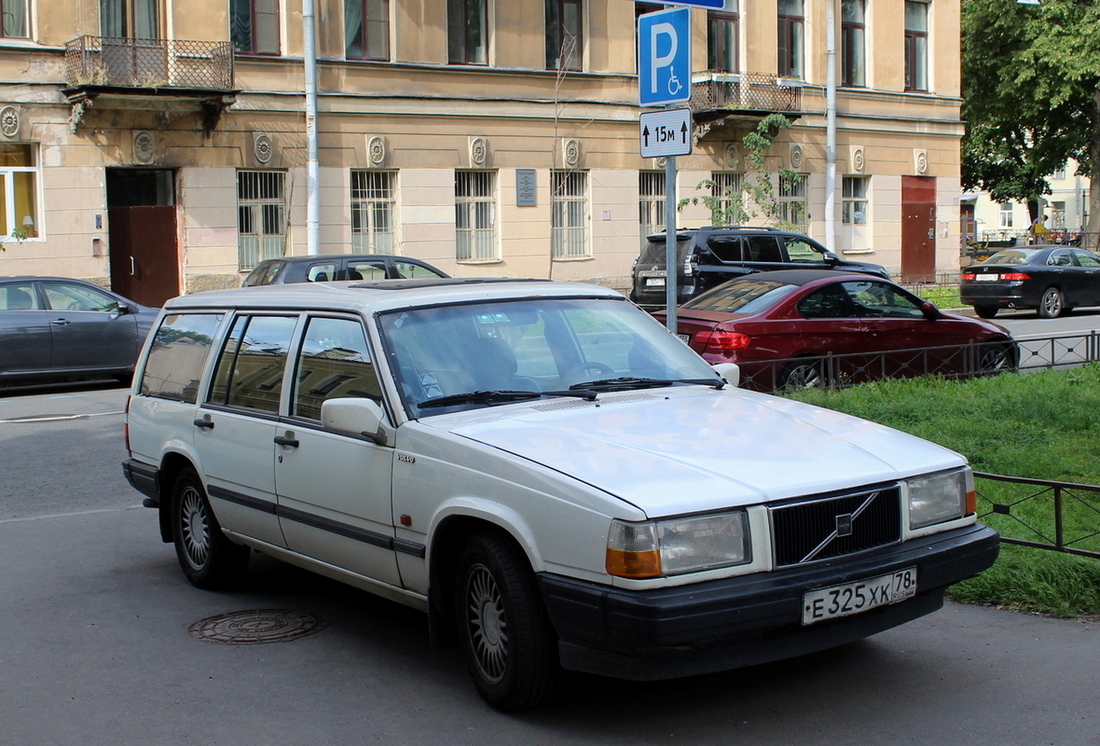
551, 170, 589, 258
707, 0, 739, 74
639, 171, 665, 245
1051, 202, 1066, 230
345, 0, 390, 61
778, 173, 807, 227
2, 0, 29, 37
1052, 164, 1067, 180
777, 0, 804, 79
842, 176, 867, 224
998, 202, 1013, 229
904, 0, 928, 92
710, 171, 744, 225
237, 170, 287, 270
455, 170, 497, 262
351, 170, 396, 252
0, 144, 38, 240
841, 0, 865, 88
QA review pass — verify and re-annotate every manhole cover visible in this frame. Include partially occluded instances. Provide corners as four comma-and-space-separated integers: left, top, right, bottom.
187, 609, 327, 645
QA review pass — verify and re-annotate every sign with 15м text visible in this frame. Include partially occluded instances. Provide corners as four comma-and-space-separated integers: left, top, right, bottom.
637, 7, 691, 106
639, 108, 692, 158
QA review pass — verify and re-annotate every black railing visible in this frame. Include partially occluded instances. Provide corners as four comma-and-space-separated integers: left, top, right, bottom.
975, 472, 1100, 560
690, 71, 801, 114
63, 36, 233, 90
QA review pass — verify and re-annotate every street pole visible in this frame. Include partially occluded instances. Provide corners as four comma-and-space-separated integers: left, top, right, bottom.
304, 0, 320, 256
825, 0, 837, 254
665, 150, 678, 332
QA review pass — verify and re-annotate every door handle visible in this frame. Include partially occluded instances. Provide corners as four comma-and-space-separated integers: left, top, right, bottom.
274, 433, 300, 448
50, 319, 71, 326
130, 256, 137, 277
193, 416, 214, 430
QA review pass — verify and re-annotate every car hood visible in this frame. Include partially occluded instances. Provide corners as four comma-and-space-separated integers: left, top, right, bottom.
420, 387, 965, 517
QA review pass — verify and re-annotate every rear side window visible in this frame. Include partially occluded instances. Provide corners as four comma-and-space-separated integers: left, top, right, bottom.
306, 263, 340, 282
291, 316, 382, 420
395, 260, 445, 279
208, 315, 298, 413
346, 261, 387, 281
0, 283, 40, 310
140, 313, 223, 403
706, 236, 743, 263
744, 236, 783, 262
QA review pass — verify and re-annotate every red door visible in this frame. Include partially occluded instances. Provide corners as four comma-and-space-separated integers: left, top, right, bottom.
108, 204, 181, 307
902, 176, 937, 283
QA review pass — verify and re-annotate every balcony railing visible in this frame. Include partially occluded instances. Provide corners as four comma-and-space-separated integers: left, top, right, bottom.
690, 71, 802, 116
63, 36, 234, 91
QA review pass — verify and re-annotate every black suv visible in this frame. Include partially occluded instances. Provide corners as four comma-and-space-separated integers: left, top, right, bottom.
629, 227, 889, 310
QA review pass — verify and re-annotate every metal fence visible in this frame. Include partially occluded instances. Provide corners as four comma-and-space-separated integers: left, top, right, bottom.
689, 71, 802, 114
63, 36, 234, 90
975, 472, 1100, 560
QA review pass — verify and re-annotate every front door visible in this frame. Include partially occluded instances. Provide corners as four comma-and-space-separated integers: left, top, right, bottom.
902, 175, 937, 283
107, 169, 181, 307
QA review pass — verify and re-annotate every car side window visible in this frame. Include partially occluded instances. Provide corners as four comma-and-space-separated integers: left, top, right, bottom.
291, 316, 382, 421
140, 313, 224, 403
1048, 251, 1076, 267
306, 263, 340, 282
783, 238, 825, 264
41, 282, 118, 312
347, 261, 387, 281
1073, 250, 1100, 268
208, 315, 298, 413
844, 282, 925, 319
706, 236, 744, 263
744, 236, 783, 263
0, 283, 40, 310
395, 261, 445, 279
798, 285, 860, 319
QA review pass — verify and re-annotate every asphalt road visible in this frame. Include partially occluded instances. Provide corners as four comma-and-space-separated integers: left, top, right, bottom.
1, 383, 1098, 744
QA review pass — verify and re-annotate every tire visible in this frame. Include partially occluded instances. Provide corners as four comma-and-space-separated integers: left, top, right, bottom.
778, 359, 826, 391
171, 466, 249, 589
1038, 287, 1064, 319
974, 305, 999, 319
455, 532, 562, 712
976, 341, 1017, 376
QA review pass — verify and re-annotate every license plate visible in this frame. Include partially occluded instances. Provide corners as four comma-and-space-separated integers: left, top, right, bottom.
975, 274, 998, 282
676, 333, 691, 343
801, 567, 917, 625
645, 277, 666, 288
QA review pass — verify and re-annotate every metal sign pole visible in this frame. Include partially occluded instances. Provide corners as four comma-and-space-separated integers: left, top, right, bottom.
664, 151, 678, 332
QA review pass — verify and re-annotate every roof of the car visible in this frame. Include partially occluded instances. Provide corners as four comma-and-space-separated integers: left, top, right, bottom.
731, 269, 881, 286
162, 277, 624, 313
257, 254, 431, 265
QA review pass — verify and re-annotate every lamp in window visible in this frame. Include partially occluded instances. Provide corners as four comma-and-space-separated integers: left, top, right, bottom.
20, 215, 35, 239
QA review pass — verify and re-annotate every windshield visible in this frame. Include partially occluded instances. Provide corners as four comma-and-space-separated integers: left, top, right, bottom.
682, 278, 800, 314
378, 296, 719, 417
982, 250, 1038, 266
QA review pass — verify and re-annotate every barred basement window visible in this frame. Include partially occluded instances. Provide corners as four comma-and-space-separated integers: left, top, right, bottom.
351, 170, 396, 252
455, 170, 498, 262
711, 171, 744, 225
551, 170, 589, 259
639, 171, 665, 246
237, 170, 287, 270
778, 173, 807, 228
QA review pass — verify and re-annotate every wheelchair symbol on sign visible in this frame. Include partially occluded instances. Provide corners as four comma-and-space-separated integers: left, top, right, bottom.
667, 70, 683, 97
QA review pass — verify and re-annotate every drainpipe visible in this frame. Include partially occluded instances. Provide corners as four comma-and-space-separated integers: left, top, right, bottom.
304, 0, 320, 255
824, 0, 837, 254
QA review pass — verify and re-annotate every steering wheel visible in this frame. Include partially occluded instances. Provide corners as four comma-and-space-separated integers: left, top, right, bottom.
561, 361, 615, 387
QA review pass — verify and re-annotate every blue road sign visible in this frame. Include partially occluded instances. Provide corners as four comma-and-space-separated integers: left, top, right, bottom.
637, 7, 692, 107
657, 0, 725, 7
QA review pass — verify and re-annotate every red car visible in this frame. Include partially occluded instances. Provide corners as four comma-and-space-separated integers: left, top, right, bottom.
656, 270, 1017, 391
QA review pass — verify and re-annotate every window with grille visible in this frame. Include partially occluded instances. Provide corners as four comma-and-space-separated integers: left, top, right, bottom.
711, 171, 744, 225
455, 170, 498, 262
351, 170, 396, 252
778, 173, 807, 228
237, 171, 287, 270
345, 0, 390, 61
842, 176, 868, 225
639, 171, 665, 245
551, 170, 589, 259
0, 144, 38, 239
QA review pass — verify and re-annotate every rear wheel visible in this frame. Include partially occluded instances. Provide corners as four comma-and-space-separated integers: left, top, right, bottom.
778, 359, 826, 391
172, 467, 249, 589
455, 532, 561, 712
1038, 287, 1065, 319
974, 305, 999, 319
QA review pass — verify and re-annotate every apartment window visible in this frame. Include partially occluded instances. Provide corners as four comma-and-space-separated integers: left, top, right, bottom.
551, 170, 589, 258
2, 0, 29, 37
449, 0, 488, 65
842, 176, 868, 224
232, 0, 280, 55
777, 0, 804, 79
1051, 202, 1066, 230
639, 171, 665, 245
351, 170, 396, 252
904, 0, 928, 92
0, 144, 38, 240
345, 0, 390, 61
237, 171, 287, 270
546, 0, 582, 71
707, 1, 739, 73
456, 171, 497, 262
778, 174, 807, 228
100, 0, 159, 38
998, 202, 1013, 229
711, 171, 744, 225
841, 0, 865, 88
1052, 164, 1067, 180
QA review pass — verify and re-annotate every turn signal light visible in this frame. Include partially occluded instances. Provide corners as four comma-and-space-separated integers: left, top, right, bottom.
962, 273, 976, 281
606, 547, 662, 579
966, 489, 977, 516
694, 330, 750, 352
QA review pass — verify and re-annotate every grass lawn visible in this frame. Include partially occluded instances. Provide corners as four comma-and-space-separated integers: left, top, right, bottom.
786, 365, 1100, 617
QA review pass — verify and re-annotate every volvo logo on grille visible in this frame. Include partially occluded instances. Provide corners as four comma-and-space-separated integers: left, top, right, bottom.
835, 513, 854, 537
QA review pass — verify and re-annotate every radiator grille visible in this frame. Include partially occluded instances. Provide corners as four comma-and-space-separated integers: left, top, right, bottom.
770, 486, 901, 567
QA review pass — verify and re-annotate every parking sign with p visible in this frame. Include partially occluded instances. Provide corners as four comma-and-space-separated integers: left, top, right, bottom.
637, 7, 692, 107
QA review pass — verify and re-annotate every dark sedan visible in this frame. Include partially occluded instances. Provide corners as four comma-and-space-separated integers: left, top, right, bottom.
960, 246, 1100, 319
242, 254, 448, 286
0, 277, 159, 385
658, 270, 1017, 391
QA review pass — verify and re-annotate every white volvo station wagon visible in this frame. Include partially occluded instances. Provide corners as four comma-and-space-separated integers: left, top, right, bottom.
123, 278, 999, 711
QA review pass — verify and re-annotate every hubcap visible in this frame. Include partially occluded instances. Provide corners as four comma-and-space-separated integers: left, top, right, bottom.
784, 364, 821, 389
1044, 290, 1062, 316
180, 486, 210, 569
465, 563, 507, 683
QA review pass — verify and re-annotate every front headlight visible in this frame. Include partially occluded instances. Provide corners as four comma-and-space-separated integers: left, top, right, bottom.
606, 512, 751, 579
907, 468, 974, 529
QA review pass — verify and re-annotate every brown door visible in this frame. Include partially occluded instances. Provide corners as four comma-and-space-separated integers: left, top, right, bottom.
107, 169, 181, 307
901, 175, 937, 283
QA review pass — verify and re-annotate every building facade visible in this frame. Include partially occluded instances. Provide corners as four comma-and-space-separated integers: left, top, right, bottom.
0, 0, 961, 306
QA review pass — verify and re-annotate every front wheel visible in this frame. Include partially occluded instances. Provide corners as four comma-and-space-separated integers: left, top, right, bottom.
171, 466, 249, 589
974, 305, 999, 319
778, 358, 826, 391
455, 532, 561, 712
1038, 287, 1065, 319
976, 341, 1018, 376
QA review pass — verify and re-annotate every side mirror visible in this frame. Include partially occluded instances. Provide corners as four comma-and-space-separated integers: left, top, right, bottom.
321, 397, 390, 445
823, 252, 839, 264
712, 362, 740, 388
919, 301, 942, 321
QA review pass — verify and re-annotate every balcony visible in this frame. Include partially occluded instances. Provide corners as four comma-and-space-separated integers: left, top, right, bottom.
62, 36, 238, 134
690, 71, 802, 133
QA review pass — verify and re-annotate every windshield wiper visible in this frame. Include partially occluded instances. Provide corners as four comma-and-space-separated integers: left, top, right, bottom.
568, 376, 725, 391
419, 389, 598, 409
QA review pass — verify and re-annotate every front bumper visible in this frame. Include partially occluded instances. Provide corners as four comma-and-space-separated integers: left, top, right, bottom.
539, 523, 999, 680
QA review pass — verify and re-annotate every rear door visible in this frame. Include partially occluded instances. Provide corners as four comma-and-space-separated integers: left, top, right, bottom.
0, 281, 51, 372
